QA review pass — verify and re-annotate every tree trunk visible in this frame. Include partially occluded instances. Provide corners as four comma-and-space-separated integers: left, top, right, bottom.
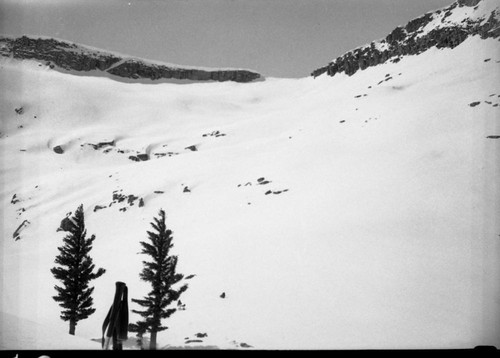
149, 330, 157, 350
69, 319, 76, 335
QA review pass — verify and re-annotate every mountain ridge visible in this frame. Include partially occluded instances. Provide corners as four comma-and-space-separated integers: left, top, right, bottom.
0, 34, 262, 83
311, 0, 500, 78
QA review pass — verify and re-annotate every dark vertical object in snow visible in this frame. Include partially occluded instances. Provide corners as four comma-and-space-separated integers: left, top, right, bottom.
102, 281, 129, 350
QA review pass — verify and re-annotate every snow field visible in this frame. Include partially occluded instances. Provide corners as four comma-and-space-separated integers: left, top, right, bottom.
0, 36, 499, 349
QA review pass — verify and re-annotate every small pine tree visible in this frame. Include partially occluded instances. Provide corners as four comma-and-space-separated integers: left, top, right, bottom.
51, 204, 106, 335
131, 209, 188, 350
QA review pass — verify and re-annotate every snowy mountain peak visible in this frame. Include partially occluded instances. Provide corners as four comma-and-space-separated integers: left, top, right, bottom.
311, 0, 500, 78
0, 35, 262, 83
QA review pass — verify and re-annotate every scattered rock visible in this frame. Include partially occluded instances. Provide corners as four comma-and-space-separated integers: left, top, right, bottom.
13, 220, 30, 241
220, 292, 226, 299
469, 101, 481, 107
85, 140, 115, 150
185, 274, 196, 279
185, 145, 198, 152
183, 186, 191, 193
185, 340, 203, 344
195, 333, 208, 338
266, 189, 289, 196
340, 120, 346, 123
154, 191, 164, 194
111, 190, 143, 209
11, 194, 19, 204
129, 154, 149, 161
202, 130, 226, 138
240, 343, 252, 348
136, 153, 149, 161
15, 107, 24, 115
139, 198, 144, 207
486, 135, 500, 139
127, 194, 139, 205
257, 177, 271, 185
53, 145, 64, 154
154, 152, 179, 158
93, 205, 107, 212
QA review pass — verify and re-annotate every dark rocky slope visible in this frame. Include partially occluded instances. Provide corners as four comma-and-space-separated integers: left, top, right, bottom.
0, 35, 261, 83
311, 0, 500, 78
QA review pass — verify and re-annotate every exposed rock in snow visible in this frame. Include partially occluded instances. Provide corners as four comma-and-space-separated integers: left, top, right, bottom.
0, 35, 261, 83
311, 0, 500, 78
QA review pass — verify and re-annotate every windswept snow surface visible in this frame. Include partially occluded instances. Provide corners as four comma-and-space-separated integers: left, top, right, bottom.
0, 36, 499, 350
0, 311, 100, 350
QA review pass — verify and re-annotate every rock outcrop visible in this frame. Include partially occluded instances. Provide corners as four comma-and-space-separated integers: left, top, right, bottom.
1, 36, 122, 72
311, 0, 500, 78
0, 36, 261, 83
106, 59, 260, 82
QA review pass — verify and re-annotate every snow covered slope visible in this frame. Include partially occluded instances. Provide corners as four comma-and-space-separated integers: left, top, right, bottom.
0, 311, 100, 350
1, 7, 499, 353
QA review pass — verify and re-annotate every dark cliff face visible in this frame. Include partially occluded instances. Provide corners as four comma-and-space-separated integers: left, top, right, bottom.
0, 36, 261, 83
311, 0, 500, 78
1, 36, 122, 72
106, 59, 261, 83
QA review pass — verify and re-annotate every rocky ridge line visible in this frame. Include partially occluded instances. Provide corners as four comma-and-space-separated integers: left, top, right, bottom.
311, 0, 500, 78
0, 35, 261, 83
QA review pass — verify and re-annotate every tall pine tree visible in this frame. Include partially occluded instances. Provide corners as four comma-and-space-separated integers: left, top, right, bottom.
51, 204, 106, 335
131, 209, 188, 350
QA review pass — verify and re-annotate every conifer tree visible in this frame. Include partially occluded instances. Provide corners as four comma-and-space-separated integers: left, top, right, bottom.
131, 209, 188, 350
51, 204, 106, 335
